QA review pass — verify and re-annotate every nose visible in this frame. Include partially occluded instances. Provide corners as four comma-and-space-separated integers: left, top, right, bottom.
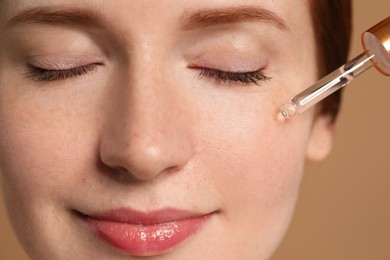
99, 68, 194, 181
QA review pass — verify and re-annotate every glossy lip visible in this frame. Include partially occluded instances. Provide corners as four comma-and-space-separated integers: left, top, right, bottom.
81, 208, 215, 256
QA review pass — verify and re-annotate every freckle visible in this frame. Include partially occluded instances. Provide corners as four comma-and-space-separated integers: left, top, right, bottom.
81, 177, 86, 184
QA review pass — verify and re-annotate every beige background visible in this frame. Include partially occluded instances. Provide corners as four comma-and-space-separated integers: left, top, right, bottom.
1, 1, 389, 259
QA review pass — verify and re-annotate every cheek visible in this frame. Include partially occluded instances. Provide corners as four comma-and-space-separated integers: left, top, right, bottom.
195, 89, 311, 196
195, 90, 312, 246
0, 107, 59, 249
0, 88, 102, 256
0, 106, 66, 210
204, 113, 310, 206
0, 86, 96, 217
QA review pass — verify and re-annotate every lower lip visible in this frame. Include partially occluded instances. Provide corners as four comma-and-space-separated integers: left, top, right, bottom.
86, 214, 212, 256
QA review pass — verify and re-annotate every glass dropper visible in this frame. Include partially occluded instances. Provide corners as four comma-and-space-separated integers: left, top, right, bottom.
278, 16, 390, 122
278, 52, 375, 122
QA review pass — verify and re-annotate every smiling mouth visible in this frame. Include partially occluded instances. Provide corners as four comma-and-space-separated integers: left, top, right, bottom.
77, 208, 216, 256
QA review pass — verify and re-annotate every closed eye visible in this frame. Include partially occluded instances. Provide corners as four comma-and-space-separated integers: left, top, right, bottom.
24, 64, 100, 81
197, 67, 271, 86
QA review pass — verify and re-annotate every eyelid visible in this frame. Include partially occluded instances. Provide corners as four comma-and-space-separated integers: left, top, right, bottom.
28, 53, 104, 70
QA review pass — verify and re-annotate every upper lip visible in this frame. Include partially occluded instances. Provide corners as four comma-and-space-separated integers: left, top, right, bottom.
84, 208, 212, 225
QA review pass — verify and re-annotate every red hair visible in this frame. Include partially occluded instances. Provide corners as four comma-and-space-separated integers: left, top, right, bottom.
309, 0, 352, 121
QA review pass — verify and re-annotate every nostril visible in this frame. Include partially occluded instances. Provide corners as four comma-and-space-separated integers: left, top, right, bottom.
163, 165, 181, 175
112, 165, 129, 174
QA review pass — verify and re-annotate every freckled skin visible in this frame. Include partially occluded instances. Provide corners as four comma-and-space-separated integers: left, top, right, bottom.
0, 0, 334, 259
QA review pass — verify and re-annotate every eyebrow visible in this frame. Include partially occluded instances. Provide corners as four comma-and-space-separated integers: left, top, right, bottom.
181, 6, 289, 31
5, 5, 288, 32
5, 7, 104, 28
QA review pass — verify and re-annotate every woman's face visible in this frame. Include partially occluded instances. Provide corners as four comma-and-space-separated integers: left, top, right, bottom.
0, 0, 333, 259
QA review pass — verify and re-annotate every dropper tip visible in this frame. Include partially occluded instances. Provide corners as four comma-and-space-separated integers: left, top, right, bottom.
277, 101, 296, 123
277, 110, 287, 122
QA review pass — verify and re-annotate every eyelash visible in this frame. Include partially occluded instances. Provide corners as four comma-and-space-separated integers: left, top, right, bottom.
198, 68, 271, 85
25, 64, 98, 81
24, 64, 271, 85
